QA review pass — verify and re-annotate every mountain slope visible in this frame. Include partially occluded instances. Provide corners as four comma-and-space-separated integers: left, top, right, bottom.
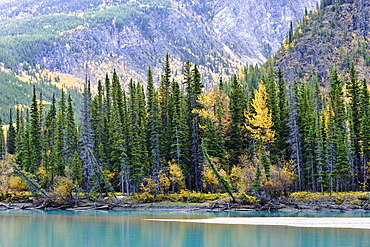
274, 0, 370, 82
0, 0, 318, 86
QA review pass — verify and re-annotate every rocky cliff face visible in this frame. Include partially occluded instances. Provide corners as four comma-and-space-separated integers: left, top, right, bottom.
0, 0, 318, 86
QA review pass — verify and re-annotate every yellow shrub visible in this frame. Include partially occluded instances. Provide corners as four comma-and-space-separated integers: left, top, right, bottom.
52, 176, 75, 202
159, 170, 170, 192
202, 166, 219, 193
141, 178, 158, 193
36, 164, 51, 188
168, 162, 186, 191
8, 176, 28, 192
230, 166, 250, 192
229, 158, 256, 192
262, 162, 296, 198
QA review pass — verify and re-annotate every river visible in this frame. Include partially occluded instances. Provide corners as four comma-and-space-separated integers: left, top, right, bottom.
0, 210, 369, 246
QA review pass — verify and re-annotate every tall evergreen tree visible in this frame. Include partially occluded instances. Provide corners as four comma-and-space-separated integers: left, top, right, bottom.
109, 74, 129, 192
91, 80, 105, 166
28, 86, 42, 174
159, 54, 172, 163
297, 81, 317, 191
266, 61, 280, 126
15, 106, 24, 147
346, 63, 363, 189
53, 89, 67, 175
146, 66, 161, 175
360, 79, 370, 187
189, 64, 204, 191
80, 81, 112, 194
275, 68, 290, 156
7, 109, 16, 155
328, 69, 350, 192
227, 75, 245, 166
44, 94, 57, 180
126, 80, 147, 191
0, 116, 4, 159
16, 110, 32, 171
65, 95, 78, 166
287, 81, 304, 191
169, 79, 187, 169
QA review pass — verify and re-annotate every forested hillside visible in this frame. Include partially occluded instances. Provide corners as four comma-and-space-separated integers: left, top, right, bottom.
0, 66, 82, 123
0, 0, 317, 87
275, 0, 370, 82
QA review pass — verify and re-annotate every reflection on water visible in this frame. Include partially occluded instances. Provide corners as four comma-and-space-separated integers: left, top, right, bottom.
0, 210, 369, 247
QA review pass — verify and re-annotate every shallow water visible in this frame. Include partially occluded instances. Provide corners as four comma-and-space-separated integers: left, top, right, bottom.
0, 210, 370, 247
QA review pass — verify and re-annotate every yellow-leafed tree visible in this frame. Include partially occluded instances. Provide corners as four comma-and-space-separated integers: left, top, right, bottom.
245, 80, 275, 188
245, 80, 275, 144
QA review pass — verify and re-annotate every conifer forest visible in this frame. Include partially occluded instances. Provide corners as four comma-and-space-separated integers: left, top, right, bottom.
1, 53, 370, 198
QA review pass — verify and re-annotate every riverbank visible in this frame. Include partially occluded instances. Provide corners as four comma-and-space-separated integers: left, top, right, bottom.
1, 191, 370, 212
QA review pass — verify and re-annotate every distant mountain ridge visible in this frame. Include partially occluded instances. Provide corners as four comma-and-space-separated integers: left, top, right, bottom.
0, 0, 318, 87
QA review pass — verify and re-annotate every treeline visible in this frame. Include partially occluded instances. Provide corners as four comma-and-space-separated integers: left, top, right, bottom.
1, 56, 370, 197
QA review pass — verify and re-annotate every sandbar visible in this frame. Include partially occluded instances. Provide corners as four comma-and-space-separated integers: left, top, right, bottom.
146, 217, 370, 229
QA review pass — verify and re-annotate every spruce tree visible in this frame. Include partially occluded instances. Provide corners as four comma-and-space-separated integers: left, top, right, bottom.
44, 94, 57, 179
360, 78, 370, 188
147, 66, 161, 175
91, 80, 105, 166
53, 89, 67, 175
265, 61, 280, 162
189, 64, 204, 191
328, 69, 350, 192
346, 63, 363, 189
15, 106, 24, 148
227, 75, 245, 166
7, 109, 16, 155
169, 79, 188, 173
297, 81, 317, 191
29, 86, 42, 174
159, 54, 172, 163
109, 77, 129, 192
80, 81, 109, 193
276, 68, 290, 156
16, 111, 32, 171
65, 95, 78, 169
287, 81, 304, 191
126, 80, 147, 191
0, 116, 4, 159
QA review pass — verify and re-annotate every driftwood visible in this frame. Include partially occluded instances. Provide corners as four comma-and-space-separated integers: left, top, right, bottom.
0, 203, 17, 209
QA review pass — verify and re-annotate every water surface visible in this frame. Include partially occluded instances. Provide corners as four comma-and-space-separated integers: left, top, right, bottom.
1, 210, 369, 247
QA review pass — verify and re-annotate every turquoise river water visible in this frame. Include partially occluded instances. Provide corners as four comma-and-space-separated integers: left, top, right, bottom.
0, 210, 369, 247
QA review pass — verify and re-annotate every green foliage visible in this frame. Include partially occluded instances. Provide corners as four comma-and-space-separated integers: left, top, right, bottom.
0, 117, 4, 158
6, 110, 16, 154
227, 75, 245, 165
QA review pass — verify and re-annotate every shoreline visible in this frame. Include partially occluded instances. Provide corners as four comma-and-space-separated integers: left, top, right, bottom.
1, 191, 370, 212
1, 201, 370, 213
